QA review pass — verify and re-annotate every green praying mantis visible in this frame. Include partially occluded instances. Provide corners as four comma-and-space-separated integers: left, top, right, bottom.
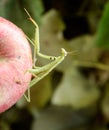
24, 9, 68, 102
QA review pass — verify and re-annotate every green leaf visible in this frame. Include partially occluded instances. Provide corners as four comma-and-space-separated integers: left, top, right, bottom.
95, 2, 109, 49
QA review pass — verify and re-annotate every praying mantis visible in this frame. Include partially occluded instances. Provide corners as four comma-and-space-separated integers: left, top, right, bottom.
24, 9, 68, 102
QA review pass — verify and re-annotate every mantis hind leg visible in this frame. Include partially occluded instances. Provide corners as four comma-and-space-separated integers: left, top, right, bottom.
24, 9, 56, 67
24, 87, 31, 102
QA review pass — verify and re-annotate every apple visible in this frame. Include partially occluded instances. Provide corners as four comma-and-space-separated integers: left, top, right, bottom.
0, 17, 32, 113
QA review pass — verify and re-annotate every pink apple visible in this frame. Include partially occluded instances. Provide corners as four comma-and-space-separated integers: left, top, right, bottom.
0, 17, 32, 113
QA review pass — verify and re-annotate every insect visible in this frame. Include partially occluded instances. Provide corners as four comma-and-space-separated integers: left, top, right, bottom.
24, 9, 67, 102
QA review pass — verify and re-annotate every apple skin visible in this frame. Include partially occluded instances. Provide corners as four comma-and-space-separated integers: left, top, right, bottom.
0, 17, 33, 113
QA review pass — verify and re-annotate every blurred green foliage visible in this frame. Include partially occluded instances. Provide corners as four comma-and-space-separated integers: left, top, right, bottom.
0, 0, 44, 38
95, 2, 109, 49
